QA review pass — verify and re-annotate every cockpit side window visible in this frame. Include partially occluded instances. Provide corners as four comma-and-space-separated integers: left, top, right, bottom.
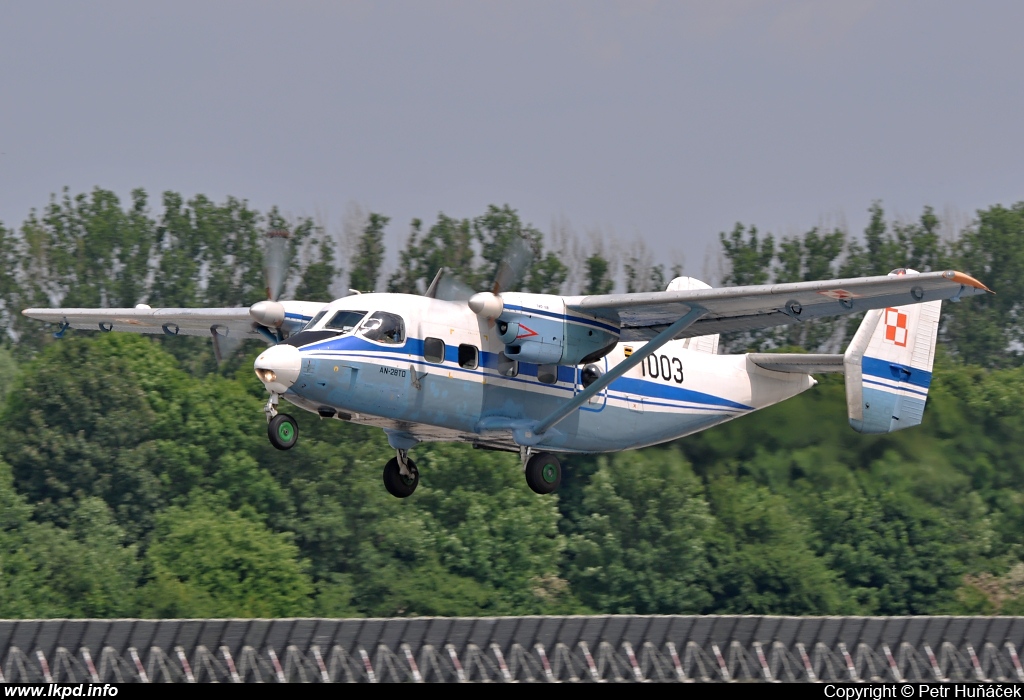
303, 309, 329, 331
359, 312, 406, 345
324, 310, 367, 333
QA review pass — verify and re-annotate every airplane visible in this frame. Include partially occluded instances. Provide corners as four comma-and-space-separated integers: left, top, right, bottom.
22, 239, 991, 499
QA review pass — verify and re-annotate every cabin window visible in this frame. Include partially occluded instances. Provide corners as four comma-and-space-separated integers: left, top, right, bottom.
424, 337, 446, 363
359, 312, 405, 345
537, 364, 558, 385
458, 344, 478, 369
325, 310, 367, 333
497, 354, 518, 377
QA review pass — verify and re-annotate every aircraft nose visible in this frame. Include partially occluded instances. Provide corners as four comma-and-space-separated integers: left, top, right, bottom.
254, 344, 302, 393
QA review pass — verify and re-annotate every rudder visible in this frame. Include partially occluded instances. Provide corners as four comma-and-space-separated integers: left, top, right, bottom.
844, 270, 940, 434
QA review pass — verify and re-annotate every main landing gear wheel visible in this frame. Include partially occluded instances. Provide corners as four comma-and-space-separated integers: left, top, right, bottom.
525, 453, 561, 494
268, 413, 298, 450
383, 456, 419, 498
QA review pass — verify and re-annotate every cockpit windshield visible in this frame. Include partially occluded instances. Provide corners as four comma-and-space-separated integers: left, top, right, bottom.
302, 309, 329, 331
324, 310, 367, 333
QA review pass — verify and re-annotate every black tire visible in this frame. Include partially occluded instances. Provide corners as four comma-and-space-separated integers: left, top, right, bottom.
268, 413, 299, 450
383, 456, 419, 498
525, 453, 561, 494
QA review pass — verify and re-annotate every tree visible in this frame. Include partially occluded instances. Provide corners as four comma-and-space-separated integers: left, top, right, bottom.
773, 227, 848, 350
414, 444, 578, 613
704, 476, 846, 614
719, 223, 774, 286
0, 463, 141, 619
141, 499, 314, 618
566, 451, 713, 613
805, 486, 981, 614
388, 215, 475, 294
584, 252, 614, 295
294, 221, 340, 301
348, 213, 389, 293
944, 202, 1024, 368
3, 333, 280, 540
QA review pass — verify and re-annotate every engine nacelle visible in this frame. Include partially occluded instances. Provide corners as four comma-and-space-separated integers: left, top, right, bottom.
496, 293, 619, 366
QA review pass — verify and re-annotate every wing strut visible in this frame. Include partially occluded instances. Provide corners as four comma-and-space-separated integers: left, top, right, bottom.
531, 306, 707, 436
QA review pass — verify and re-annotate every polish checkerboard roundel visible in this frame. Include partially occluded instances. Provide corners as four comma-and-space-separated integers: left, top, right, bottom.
883, 307, 908, 347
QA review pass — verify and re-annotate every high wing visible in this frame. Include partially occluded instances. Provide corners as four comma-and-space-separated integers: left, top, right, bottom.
567, 270, 992, 341
21, 300, 328, 341
21, 307, 261, 338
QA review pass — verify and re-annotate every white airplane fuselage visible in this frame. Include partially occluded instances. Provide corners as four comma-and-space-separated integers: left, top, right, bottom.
256, 293, 816, 454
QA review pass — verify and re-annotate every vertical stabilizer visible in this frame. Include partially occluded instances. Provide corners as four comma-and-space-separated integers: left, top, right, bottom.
844, 269, 941, 434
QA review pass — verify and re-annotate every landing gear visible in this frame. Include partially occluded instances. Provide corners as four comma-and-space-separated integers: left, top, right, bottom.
268, 413, 298, 450
383, 451, 419, 498
524, 452, 561, 494
264, 392, 279, 420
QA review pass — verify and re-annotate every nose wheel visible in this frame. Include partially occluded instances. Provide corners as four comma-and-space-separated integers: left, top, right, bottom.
383, 451, 419, 498
268, 413, 298, 450
524, 452, 561, 494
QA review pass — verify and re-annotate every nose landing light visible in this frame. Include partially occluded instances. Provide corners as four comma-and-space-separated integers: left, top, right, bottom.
254, 344, 301, 394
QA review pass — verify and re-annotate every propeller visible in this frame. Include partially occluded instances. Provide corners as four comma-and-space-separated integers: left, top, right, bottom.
490, 235, 533, 295
426, 235, 535, 326
249, 229, 291, 331
263, 228, 290, 301
214, 229, 292, 363
429, 270, 477, 303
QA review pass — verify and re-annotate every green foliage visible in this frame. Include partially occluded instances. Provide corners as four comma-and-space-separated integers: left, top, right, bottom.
704, 476, 845, 614
0, 461, 140, 618
387, 215, 475, 294
584, 253, 614, 295
388, 205, 569, 296
4, 334, 278, 539
944, 202, 1024, 367
716, 201, 1017, 356
566, 451, 713, 613
294, 225, 340, 301
720, 223, 774, 286
141, 499, 313, 618
347, 213, 389, 293
1, 187, 1022, 620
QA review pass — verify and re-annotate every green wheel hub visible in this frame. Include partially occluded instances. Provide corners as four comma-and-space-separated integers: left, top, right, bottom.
542, 463, 558, 483
278, 422, 294, 442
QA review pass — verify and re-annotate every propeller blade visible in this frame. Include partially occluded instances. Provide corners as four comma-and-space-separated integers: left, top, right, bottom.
435, 269, 477, 302
491, 235, 534, 295
264, 229, 290, 300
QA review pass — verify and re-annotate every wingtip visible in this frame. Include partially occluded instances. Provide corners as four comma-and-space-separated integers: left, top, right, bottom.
945, 270, 993, 294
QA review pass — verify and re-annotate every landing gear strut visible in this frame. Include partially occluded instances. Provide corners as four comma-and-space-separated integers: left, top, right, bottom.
523, 451, 561, 495
383, 450, 419, 498
264, 392, 298, 450
264, 392, 279, 420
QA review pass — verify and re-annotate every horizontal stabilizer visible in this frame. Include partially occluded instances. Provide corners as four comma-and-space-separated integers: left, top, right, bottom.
747, 353, 844, 374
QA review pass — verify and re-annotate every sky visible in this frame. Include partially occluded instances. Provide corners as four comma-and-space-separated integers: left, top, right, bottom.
1, 1, 1022, 281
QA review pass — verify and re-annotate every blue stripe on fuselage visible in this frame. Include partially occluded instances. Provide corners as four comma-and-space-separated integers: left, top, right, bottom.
295, 334, 751, 411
